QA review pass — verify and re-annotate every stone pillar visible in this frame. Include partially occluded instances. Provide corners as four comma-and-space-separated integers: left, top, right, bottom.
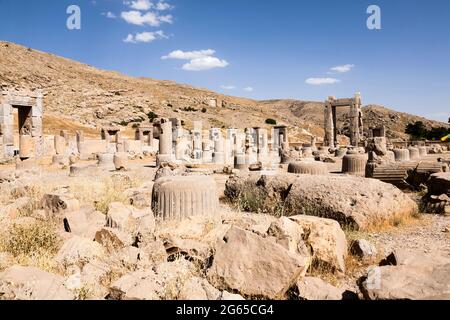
54, 135, 66, 155
19, 135, 34, 159
324, 100, 335, 148
159, 121, 173, 155
213, 136, 225, 164
202, 140, 213, 163
0, 101, 14, 157
256, 128, 269, 162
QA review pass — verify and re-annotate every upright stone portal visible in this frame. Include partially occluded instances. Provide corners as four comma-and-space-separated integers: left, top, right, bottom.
135, 124, 154, 146
0, 88, 44, 159
324, 93, 363, 148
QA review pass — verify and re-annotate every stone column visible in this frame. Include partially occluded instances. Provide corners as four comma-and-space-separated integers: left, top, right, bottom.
54, 135, 66, 155
324, 100, 335, 148
213, 135, 225, 164
159, 121, 173, 155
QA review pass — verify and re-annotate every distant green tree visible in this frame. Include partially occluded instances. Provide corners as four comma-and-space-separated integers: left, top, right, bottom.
147, 111, 158, 122
405, 121, 427, 139
265, 118, 277, 125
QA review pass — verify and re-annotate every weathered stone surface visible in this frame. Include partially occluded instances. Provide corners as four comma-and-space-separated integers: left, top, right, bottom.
289, 215, 347, 273
361, 250, 450, 300
296, 277, 344, 300
287, 161, 328, 175
63, 207, 105, 239
220, 291, 246, 300
94, 227, 133, 250
113, 152, 128, 171
109, 269, 161, 300
178, 277, 222, 300
360, 264, 450, 300
0, 266, 74, 300
152, 175, 219, 220
208, 226, 308, 299
284, 175, 418, 230
267, 217, 310, 257
125, 187, 153, 208
41, 193, 79, 216
164, 237, 212, 266
350, 239, 377, 262
56, 235, 105, 266
106, 202, 133, 230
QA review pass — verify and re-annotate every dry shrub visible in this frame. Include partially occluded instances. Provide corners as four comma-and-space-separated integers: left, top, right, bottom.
2, 221, 61, 257
0, 220, 61, 272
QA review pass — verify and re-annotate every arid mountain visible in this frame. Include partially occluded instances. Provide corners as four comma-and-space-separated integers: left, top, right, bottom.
0, 41, 448, 141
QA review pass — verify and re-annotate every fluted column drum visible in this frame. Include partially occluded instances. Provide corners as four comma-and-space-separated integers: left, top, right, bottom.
342, 153, 367, 175
152, 176, 219, 220
418, 146, 427, 158
288, 161, 328, 175
393, 149, 410, 162
408, 147, 420, 161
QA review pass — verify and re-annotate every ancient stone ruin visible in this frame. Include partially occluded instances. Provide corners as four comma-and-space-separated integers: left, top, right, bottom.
0, 88, 43, 160
324, 93, 363, 148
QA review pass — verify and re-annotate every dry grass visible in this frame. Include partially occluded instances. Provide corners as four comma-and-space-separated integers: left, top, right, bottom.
0, 220, 61, 272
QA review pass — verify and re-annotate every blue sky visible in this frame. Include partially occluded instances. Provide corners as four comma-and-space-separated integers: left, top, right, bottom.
0, 0, 449, 122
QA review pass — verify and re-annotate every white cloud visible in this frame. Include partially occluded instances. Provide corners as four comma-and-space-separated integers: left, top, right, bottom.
329, 64, 355, 73
243, 87, 254, 92
221, 85, 236, 90
161, 49, 215, 60
182, 57, 229, 71
123, 31, 168, 43
104, 11, 116, 19
162, 49, 229, 71
121, 10, 172, 26
305, 77, 340, 85
128, 0, 153, 11
156, 1, 173, 10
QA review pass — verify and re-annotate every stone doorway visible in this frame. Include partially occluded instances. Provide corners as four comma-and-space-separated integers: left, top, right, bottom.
0, 89, 43, 159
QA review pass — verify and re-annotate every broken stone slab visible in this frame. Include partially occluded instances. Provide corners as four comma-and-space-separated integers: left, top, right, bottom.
163, 237, 212, 266
359, 263, 450, 300
0, 265, 74, 300
55, 235, 105, 267
295, 276, 345, 300
41, 193, 80, 216
350, 239, 378, 263
109, 269, 161, 300
289, 215, 347, 274
208, 226, 308, 299
63, 207, 105, 239
283, 174, 418, 230
94, 227, 133, 251
220, 291, 246, 300
178, 277, 222, 300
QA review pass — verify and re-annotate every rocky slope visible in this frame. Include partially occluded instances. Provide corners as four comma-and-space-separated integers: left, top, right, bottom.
0, 41, 448, 141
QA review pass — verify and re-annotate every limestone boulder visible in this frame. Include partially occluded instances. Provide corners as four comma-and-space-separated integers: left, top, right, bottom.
63, 206, 105, 239
94, 227, 133, 250
109, 269, 161, 300
296, 276, 344, 300
289, 215, 347, 273
55, 235, 105, 266
350, 239, 378, 263
284, 175, 418, 230
360, 250, 450, 300
41, 193, 80, 216
0, 266, 74, 300
208, 226, 308, 299
360, 264, 450, 300
178, 277, 222, 300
